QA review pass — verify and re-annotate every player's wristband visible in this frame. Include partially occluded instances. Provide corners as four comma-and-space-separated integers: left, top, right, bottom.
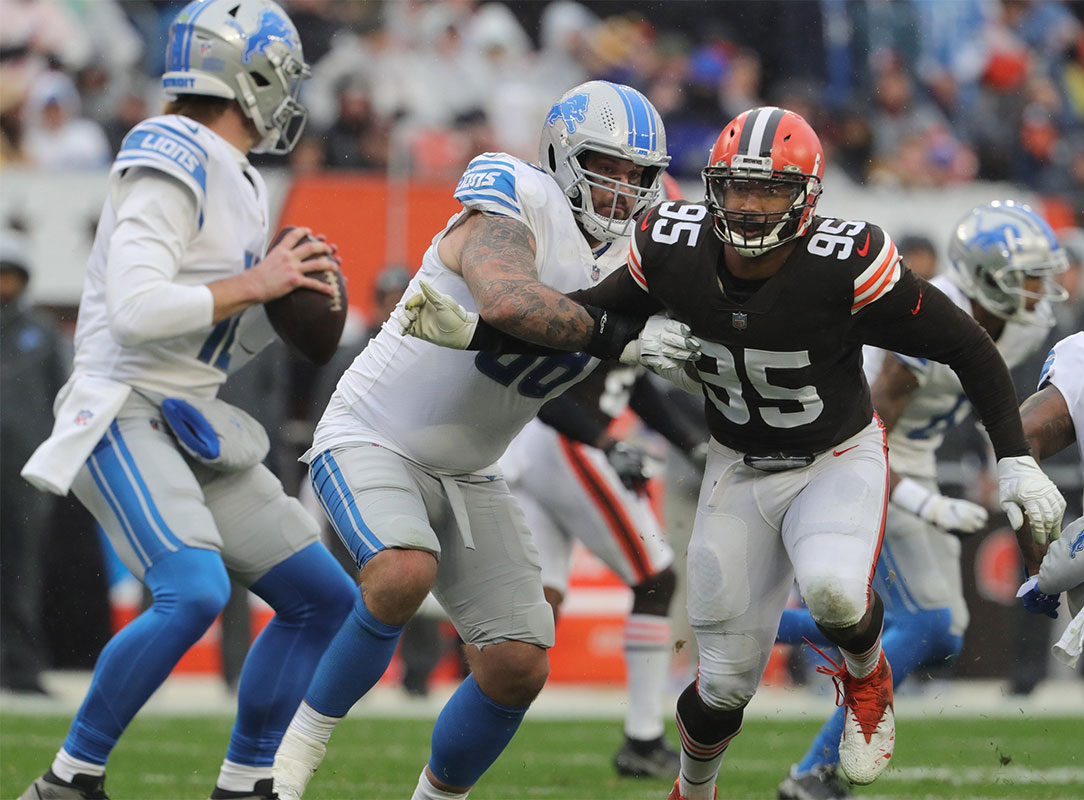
891, 477, 935, 517
584, 304, 646, 361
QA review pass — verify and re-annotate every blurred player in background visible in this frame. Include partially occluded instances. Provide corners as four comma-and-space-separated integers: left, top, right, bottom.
501, 353, 706, 779
1017, 332, 1084, 667
777, 200, 1069, 800
18, 2, 355, 798
402, 106, 1067, 800
272, 81, 693, 800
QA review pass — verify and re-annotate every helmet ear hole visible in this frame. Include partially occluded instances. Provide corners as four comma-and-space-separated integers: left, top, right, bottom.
250, 71, 271, 87
547, 144, 557, 173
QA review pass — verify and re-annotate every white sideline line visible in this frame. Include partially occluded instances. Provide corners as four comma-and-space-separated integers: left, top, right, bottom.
880, 765, 1084, 785
2, 673, 1082, 720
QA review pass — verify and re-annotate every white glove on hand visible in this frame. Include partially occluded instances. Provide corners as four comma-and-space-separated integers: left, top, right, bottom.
398, 281, 478, 349
619, 316, 701, 368
891, 477, 989, 533
997, 455, 1066, 545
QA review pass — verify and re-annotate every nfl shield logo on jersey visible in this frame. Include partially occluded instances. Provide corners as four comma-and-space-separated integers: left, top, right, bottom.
731, 312, 748, 331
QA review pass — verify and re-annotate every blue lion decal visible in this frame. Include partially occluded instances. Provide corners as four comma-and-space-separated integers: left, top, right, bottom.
226, 9, 296, 65
970, 223, 1022, 252
1070, 528, 1084, 559
545, 93, 589, 133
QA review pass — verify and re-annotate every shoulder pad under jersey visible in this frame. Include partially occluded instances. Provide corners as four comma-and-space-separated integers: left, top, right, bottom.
113, 115, 210, 226
453, 152, 530, 223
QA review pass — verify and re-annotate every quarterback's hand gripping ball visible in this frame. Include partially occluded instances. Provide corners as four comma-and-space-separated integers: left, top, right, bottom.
264, 226, 348, 364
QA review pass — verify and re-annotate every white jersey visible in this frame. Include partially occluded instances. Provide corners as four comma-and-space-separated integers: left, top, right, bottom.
862, 275, 1052, 479
1037, 331, 1084, 494
71, 114, 272, 400
310, 152, 628, 474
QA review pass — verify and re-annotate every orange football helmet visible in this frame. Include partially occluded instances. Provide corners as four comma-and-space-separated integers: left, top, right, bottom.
702, 106, 824, 256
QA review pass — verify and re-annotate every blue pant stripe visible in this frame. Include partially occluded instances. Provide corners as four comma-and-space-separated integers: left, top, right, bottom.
87, 455, 152, 570
106, 422, 184, 552
312, 452, 384, 559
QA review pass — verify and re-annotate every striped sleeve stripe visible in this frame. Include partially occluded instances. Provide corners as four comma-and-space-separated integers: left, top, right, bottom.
851, 238, 900, 313
628, 237, 648, 291
454, 191, 520, 215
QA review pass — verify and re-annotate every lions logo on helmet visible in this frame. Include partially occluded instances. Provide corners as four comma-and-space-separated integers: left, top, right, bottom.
946, 200, 1069, 326
539, 81, 669, 243
162, 0, 310, 155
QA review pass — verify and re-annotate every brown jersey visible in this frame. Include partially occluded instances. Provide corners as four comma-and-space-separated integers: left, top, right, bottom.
577, 199, 1028, 458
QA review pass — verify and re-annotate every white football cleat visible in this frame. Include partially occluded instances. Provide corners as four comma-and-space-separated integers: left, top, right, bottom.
272, 725, 327, 800
831, 652, 895, 785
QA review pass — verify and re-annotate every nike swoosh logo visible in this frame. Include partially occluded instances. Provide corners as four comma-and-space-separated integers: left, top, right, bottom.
911, 289, 923, 315
833, 444, 859, 457
856, 233, 870, 258
640, 208, 654, 231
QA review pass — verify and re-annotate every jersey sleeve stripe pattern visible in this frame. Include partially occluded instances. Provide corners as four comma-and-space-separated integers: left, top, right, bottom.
627, 235, 648, 291
851, 237, 901, 313
454, 157, 521, 216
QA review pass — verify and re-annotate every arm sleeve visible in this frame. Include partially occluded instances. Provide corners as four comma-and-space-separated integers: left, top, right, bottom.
859, 271, 1029, 460
629, 373, 706, 454
105, 168, 214, 346
537, 393, 611, 447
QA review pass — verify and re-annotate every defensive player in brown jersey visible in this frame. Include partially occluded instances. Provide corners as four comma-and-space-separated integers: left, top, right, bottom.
400, 106, 1066, 799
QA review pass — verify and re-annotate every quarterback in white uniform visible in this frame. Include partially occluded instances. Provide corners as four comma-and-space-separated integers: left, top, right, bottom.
778, 200, 1069, 800
19, 3, 355, 799
273, 82, 689, 800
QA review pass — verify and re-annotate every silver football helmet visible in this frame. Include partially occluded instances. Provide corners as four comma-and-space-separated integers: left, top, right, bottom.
161, 0, 310, 154
539, 81, 670, 242
947, 200, 1069, 325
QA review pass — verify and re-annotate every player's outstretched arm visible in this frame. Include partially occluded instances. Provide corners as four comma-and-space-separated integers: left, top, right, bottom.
1020, 384, 1077, 461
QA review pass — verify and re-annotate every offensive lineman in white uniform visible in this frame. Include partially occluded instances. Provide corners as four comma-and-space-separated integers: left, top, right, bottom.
19, 2, 355, 798
777, 200, 1069, 800
1017, 332, 1084, 665
272, 82, 695, 800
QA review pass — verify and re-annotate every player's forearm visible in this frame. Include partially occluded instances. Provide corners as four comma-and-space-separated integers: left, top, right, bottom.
475, 280, 595, 350
1020, 387, 1076, 460
207, 271, 263, 323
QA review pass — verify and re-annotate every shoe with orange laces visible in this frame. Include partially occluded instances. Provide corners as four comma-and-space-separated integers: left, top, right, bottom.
810, 644, 895, 785
666, 778, 717, 799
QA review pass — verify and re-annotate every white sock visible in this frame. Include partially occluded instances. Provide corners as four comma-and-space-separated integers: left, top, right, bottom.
623, 613, 672, 741
51, 749, 106, 783
842, 639, 882, 680
680, 772, 721, 800
290, 700, 341, 744
215, 759, 272, 792
410, 768, 470, 800
677, 719, 742, 798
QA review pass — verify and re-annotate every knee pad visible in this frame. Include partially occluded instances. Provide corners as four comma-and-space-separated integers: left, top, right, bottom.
802, 575, 868, 629
631, 566, 677, 617
695, 631, 762, 710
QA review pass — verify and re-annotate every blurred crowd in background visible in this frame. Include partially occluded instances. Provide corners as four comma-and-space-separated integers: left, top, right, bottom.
1, 0, 1083, 220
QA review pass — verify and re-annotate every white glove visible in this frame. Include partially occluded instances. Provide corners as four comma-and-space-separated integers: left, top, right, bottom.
891, 477, 989, 533
619, 316, 701, 368
398, 281, 478, 349
997, 455, 1066, 545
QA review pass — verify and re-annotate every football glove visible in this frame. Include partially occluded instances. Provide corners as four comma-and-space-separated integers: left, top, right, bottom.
399, 281, 477, 349
997, 455, 1066, 545
606, 441, 650, 493
1016, 576, 1060, 619
619, 316, 701, 368
891, 477, 988, 533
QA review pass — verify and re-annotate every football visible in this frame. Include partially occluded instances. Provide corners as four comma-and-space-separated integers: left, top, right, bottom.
263, 226, 348, 365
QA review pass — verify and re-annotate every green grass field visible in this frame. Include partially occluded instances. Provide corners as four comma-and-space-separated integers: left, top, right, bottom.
2, 714, 1081, 799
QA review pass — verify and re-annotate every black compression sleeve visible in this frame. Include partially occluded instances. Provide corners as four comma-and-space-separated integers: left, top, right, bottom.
537, 394, 610, 447
629, 374, 706, 454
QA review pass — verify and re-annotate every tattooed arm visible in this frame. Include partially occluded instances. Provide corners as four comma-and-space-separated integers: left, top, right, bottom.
1021, 385, 1077, 461
437, 210, 595, 350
